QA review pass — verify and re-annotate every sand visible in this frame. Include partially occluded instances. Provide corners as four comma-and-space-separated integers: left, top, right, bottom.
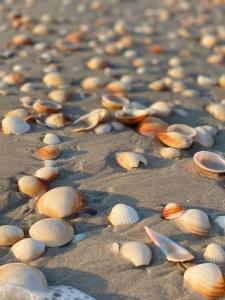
0, 0, 225, 299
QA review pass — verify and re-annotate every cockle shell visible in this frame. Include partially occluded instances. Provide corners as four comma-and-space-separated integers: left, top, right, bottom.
36, 186, 84, 218
86, 57, 108, 70
167, 124, 197, 139
101, 94, 130, 110
115, 109, 147, 125
159, 147, 181, 160
29, 218, 74, 247
35, 167, 59, 182
43, 133, 60, 145
206, 103, 225, 121
12, 34, 32, 47
43, 72, 65, 87
162, 203, 185, 220
108, 203, 139, 226
167, 67, 185, 78
184, 263, 225, 298
18, 176, 48, 198
138, 117, 168, 136
203, 243, 225, 265
116, 152, 147, 170
36, 145, 61, 160
48, 89, 71, 103
0, 225, 24, 246
45, 113, 70, 128
33, 100, 62, 113
5, 108, 28, 119
194, 127, 215, 147
145, 226, 194, 262
11, 238, 45, 262
81, 76, 105, 90
147, 101, 172, 117
193, 151, 225, 176
157, 132, 192, 149
106, 81, 131, 94
2, 116, 30, 135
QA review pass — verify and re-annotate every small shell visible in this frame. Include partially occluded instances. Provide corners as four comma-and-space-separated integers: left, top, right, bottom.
193, 151, 225, 176
219, 74, 225, 89
48, 89, 71, 103
184, 263, 225, 298
167, 67, 185, 79
43, 72, 65, 87
197, 75, 217, 87
194, 126, 215, 147
138, 117, 168, 136
33, 100, 62, 113
11, 238, 45, 262
116, 152, 147, 170
182, 89, 200, 97
201, 34, 218, 48
115, 109, 147, 125
162, 203, 185, 219
81, 76, 105, 90
148, 80, 168, 92
20, 82, 36, 93
18, 176, 48, 198
108, 203, 139, 226
86, 57, 108, 70
167, 124, 197, 139
207, 54, 224, 65
145, 226, 194, 262
44, 160, 57, 167
147, 101, 172, 117
94, 123, 112, 134
43, 133, 60, 145
3, 72, 25, 85
36, 145, 61, 160
5, 108, 28, 119
35, 167, 59, 182
0, 225, 24, 246
45, 113, 70, 128
2, 116, 30, 135
203, 243, 225, 265
159, 147, 181, 160
206, 103, 225, 121
106, 81, 131, 94
157, 132, 192, 149
213, 216, 225, 233
201, 125, 218, 137
101, 94, 130, 110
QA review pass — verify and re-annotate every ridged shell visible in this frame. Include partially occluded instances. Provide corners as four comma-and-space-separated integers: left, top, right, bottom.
194, 127, 215, 147
0, 225, 24, 246
5, 108, 28, 119
157, 132, 192, 149
2, 116, 30, 135
116, 151, 147, 170
33, 100, 62, 113
36, 145, 61, 160
115, 109, 147, 125
167, 124, 197, 139
108, 203, 139, 226
206, 103, 225, 121
35, 167, 59, 182
43, 133, 60, 145
18, 176, 48, 198
11, 238, 45, 262
203, 243, 225, 265
43, 72, 65, 87
138, 117, 168, 136
159, 147, 181, 160
101, 94, 130, 110
193, 151, 225, 176
162, 203, 185, 220
147, 101, 172, 117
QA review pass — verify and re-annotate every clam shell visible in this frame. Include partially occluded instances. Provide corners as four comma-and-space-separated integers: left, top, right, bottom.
86, 57, 108, 70
11, 238, 45, 262
201, 125, 218, 137
162, 203, 185, 220
184, 263, 225, 298
45, 113, 70, 128
101, 94, 130, 110
35, 167, 59, 182
0, 225, 24, 246
145, 226, 194, 262
193, 151, 225, 176
36, 186, 84, 218
157, 132, 192, 149
108, 203, 139, 226
138, 117, 168, 136
115, 109, 147, 125
5, 108, 28, 119
148, 80, 168, 92
147, 101, 172, 117
106, 81, 131, 94
167, 67, 184, 78
167, 124, 197, 139
18, 176, 48, 198
2, 116, 30, 135
194, 127, 215, 147
29, 218, 74, 247
48, 89, 71, 103
81, 76, 105, 90
36, 145, 61, 160
43, 133, 60, 145
33, 100, 62, 113
203, 243, 225, 265
43, 72, 65, 87
197, 75, 217, 87
116, 151, 147, 170
159, 147, 181, 160
94, 123, 112, 134
206, 103, 225, 121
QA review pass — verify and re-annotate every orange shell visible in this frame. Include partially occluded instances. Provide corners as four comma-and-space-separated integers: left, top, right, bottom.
162, 203, 185, 220
138, 117, 168, 136
36, 145, 61, 160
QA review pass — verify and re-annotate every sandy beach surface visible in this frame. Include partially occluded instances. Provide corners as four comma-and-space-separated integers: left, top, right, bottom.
0, 0, 225, 299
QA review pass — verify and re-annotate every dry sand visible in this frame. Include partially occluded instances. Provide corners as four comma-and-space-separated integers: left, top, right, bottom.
0, 0, 225, 299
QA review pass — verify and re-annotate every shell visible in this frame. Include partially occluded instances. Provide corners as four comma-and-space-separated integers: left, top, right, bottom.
197, 75, 217, 87
175, 209, 211, 236
43, 72, 65, 87
2, 116, 30, 135
201, 34, 218, 48
157, 132, 192, 149
18, 176, 48, 198
94, 123, 112, 134
36, 145, 61, 160
201, 125, 218, 137
167, 67, 184, 79
148, 80, 168, 92
33, 100, 62, 113
167, 124, 197, 139
203, 243, 225, 265
0, 263, 48, 291
35, 167, 59, 182
144, 226, 194, 262
101, 94, 130, 110
206, 103, 225, 121
159, 147, 181, 160
12, 34, 32, 47
86, 57, 108, 70
120, 241, 152, 267
219, 74, 225, 89
138, 117, 168, 136
115, 109, 147, 125
81, 76, 105, 90
44, 160, 57, 167
11, 238, 45, 262
5, 108, 28, 119
184, 263, 225, 298
0, 225, 24, 246
48, 89, 71, 103
162, 203, 185, 220
32, 24, 49, 35
213, 216, 225, 232
29, 218, 74, 247
3, 72, 25, 85
111, 121, 125, 131
147, 101, 172, 117
45, 113, 70, 128
36, 186, 84, 218
108, 203, 139, 226
43, 133, 60, 145
106, 81, 131, 94
194, 127, 215, 147
116, 152, 147, 170
193, 151, 225, 176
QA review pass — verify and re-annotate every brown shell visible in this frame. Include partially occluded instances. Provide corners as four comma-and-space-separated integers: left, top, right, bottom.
33, 100, 62, 113
137, 117, 168, 136
36, 145, 61, 160
18, 176, 48, 198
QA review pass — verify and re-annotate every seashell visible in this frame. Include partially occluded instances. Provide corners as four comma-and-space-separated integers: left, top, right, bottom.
32, 23, 49, 35
197, 75, 217, 87
12, 34, 32, 47
5, 108, 28, 119
121, 75, 134, 85
0, 263, 47, 291
132, 57, 146, 67
193, 151, 225, 176
171, 80, 186, 93
94, 123, 112, 134
44, 160, 57, 167
11, 238, 45, 262
116, 152, 147, 170
167, 67, 185, 78
35, 167, 59, 182
18, 176, 48, 198
145, 226, 194, 262
194, 126, 215, 147
175, 208, 211, 236
162, 203, 185, 220
86, 57, 108, 70
45, 113, 70, 128
65, 31, 83, 43
115, 109, 147, 125
213, 216, 225, 232
201, 125, 218, 137
181, 89, 200, 97
201, 34, 218, 48
184, 263, 225, 298
138, 117, 168, 136
207, 54, 224, 65
43, 72, 65, 87
167, 124, 197, 139
20, 96, 33, 108
111, 121, 125, 131
148, 80, 168, 92
2, 116, 30, 135
203, 243, 225, 265
36, 186, 84, 218
149, 45, 165, 55
33, 100, 62, 113
36, 145, 60, 160
43, 133, 60, 145
0, 225, 24, 246
147, 101, 172, 117
101, 94, 130, 110
119, 241, 152, 267
219, 74, 225, 89
3, 72, 25, 85
157, 132, 192, 149
81, 76, 105, 90
108, 203, 139, 226
48, 89, 71, 103
160, 147, 181, 160
29, 218, 74, 247
106, 81, 131, 94
168, 56, 181, 67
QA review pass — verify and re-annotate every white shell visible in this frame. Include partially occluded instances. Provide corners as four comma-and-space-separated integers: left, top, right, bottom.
159, 147, 180, 160
194, 126, 215, 147
94, 123, 112, 134
5, 108, 28, 119
197, 75, 217, 87
167, 124, 197, 139
203, 243, 225, 265
147, 101, 172, 117
116, 152, 147, 170
193, 151, 225, 175
2, 116, 30, 135
108, 203, 139, 226
0, 225, 24, 246
11, 238, 45, 262
35, 167, 59, 182
43, 133, 60, 145
167, 67, 185, 78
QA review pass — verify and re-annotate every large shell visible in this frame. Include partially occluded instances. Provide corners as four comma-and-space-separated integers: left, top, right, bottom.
203, 243, 225, 265
193, 151, 225, 176
194, 127, 215, 147
36, 186, 84, 218
2, 116, 30, 135
184, 263, 225, 298
35, 167, 59, 182
145, 226, 194, 262
11, 238, 45, 262
115, 109, 147, 125
162, 203, 185, 220
108, 203, 139, 226
101, 94, 130, 110
18, 176, 48, 198
33, 100, 62, 113
44, 113, 70, 128
159, 147, 181, 160
43, 133, 60, 145
29, 218, 74, 247
167, 124, 197, 139
86, 57, 108, 70
206, 103, 225, 121
43, 72, 65, 87
137, 117, 168, 136
147, 101, 172, 117
157, 132, 192, 149
116, 151, 147, 170
0, 225, 24, 246
36, 145, 61, 160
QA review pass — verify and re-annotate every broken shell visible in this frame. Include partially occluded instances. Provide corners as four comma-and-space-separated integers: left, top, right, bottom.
167, 124, 197, 139
108, 203, 139, 226
18, 176, 48, 198
43, 133, 60, 145
120, 241, 152, 267
159, 147, 181, 160
138, 117, 168, 136
86, 57, 108, 70
36, 145, 61, 160
184, 263, 225, 298
5, 108, 28, 119
194, 126, 215, 147
115, 109, 147, 125
29, 218, 74, 247
48, 89, 71, 103
148, 80, 168, 92
36, 186, 84, 218
3, 72, 25, 85
94, 123, 112, 134
147, 101, 172, 117
0, 225, 24, 246
116, 152, 147, 170
206, 103, 225, 121
157, 132, 192, 149
35, 167, 59, 182
81, 76, 105, 90
33, 100, 62, 113
197, 75, 217, 87
111, 121, 125, 131
106, 81, 131, 94
32, 23, 49, 35
11, 238, 45, 263
203, 243, 225, 265
101, 94, 130, 110
201, 34, 218, 48
2, 116, 30, 135
45, 113, 70, 128
43, 72, 65, 87
145, 226, 194, 262
162, 203, 185, 220
193, 151, 225, 176
219, 74, 225, 89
